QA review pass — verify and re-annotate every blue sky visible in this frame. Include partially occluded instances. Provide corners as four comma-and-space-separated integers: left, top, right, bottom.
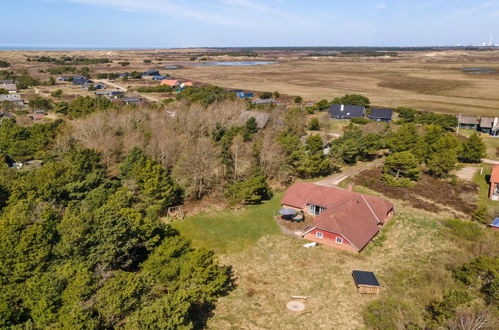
3, 0, 499, 48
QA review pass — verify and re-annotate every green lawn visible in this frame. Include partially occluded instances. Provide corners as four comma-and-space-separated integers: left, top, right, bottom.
473, 164, 499, 217
173, 193, 282, 254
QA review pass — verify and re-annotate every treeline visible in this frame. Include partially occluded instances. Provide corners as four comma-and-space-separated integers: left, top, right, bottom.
176, 86, 236, 107
27, 56, 112, 65
0, 146, 232, 328
0, 119, 62, 161
97, 72, 143, 79
137, 85, 173, 93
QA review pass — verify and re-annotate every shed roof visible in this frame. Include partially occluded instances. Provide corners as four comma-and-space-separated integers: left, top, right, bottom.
459, 115, 479, 125
369, 108, 393, 120
352, 270, 380, 287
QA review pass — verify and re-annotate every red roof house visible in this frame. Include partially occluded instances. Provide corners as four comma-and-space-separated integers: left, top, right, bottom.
281, 182, 394, 253
160, 79, 180, 87
490, 165, 499, 201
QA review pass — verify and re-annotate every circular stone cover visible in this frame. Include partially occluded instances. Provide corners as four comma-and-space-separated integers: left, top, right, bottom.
286, 301, 306, 312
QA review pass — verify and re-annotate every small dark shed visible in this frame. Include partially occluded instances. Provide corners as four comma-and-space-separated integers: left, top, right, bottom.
368, 108, 393, 122
352, 270, 381, 294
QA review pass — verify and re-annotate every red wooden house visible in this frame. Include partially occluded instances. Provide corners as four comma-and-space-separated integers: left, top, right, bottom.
281, 182, 394, 253
490, 165, 499, 201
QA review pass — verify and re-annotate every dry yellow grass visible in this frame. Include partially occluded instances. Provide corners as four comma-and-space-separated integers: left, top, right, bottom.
3, 49, 499, 116
181, 202, 456, 330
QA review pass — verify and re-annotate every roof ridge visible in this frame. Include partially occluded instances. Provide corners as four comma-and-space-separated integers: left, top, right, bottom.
361, 194, 382, 224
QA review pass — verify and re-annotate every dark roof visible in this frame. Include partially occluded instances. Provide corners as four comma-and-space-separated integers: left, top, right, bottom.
122, 97, 141, 103
369, 108, 393, 120
329, 104, 365, 119
252, 99, 276, 105
459, 115, 479, 125
352, 270, 380, 287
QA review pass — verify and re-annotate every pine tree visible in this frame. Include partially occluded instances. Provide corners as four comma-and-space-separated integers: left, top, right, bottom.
459, 132, 486, 163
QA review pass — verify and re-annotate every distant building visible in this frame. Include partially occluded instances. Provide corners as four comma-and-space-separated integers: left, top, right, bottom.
328, 104, 365, 119
252, 99, 277, 105
0, 83, 17, 94
458, 115, 480, 130
160, 79, 180, 87
72, 76, 88, 85
121, 97, 141, 105
142, 70, 160, 77
0, 93, 24, 108
490, 218, 499, 231
368, 108, 393, 122
181, 82, 193, 88
152, 75, 168, 81
95, 91, 124, 98
479, 117, 499, 136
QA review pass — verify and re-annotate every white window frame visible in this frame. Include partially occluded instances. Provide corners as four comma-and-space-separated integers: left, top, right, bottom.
316, 231, 324, 239
336, 237, 343, 244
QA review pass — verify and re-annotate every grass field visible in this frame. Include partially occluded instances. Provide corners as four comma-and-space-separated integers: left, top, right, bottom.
173, 190, 463, 329
173, 194, 282, 254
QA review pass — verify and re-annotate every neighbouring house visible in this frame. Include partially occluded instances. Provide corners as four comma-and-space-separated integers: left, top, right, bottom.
33, 109, 46, 115
165, 65, 179, 69
252, 99, 277, 105
181, 82, 193, 88
490, 218, 499, 231
72, 76, 88, 85
152, 75, 168, 81
0, 83, 17, 94
329, 104, 365, 120
479, 117, 498, 135
0, 93, 25, 108
142, 70, 160, 77
281, 182, 395, 253
0, 79, 14, 84
238, 111, 271, 129
231, 89, 253, 98
0, 111, 15, 119
352, 270, 381, 294
118, 73, 130, 78
94, 83, 106, 90
95, 91, 124, 98
57, 76, 70, 82
490, 165, 499, 201
458, 115, 480, 130
3, 155, 22, 169
368, 108, 393, 122
121, 97, 141, 105
160, 79, 180, 87
28, 113, 45, 121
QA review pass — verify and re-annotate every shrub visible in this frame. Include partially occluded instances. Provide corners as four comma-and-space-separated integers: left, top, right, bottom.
444, 219, 485, 241
51, 89, 63, 98
226, 171, 273, 206
332, 94, 370, 107
293, 96, 303, 104
425, 290, 473, 327
363, 298, 422, 330
308, 117, 320, 130
259, 92, 273, 99
351, 117, 371, 125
